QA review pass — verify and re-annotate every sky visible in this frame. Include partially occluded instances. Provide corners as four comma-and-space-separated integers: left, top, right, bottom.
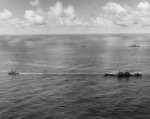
0, 0, 150, 34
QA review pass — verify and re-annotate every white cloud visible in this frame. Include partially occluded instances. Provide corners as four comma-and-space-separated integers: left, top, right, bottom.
137, 2, 150, 23
27, 1, 150, 27
4, 1, 150, 29
25, 10, 45, 25
97, 1, 150, 27
48, 1, 76, 25
64, 5, 75, 19
30, 0, 40, 7
96, 2, 134, 27
102, 2, 126, 14
92, 16, 115, 27
26, 1, 79, 26
0, 10, 13, 20
137, 1, 150, 11
48, 1, 75, 19
30, 0, 45, 16
49, 1, 63, 17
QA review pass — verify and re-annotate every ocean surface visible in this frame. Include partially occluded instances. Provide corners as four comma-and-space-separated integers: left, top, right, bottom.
0, 34, 150, 119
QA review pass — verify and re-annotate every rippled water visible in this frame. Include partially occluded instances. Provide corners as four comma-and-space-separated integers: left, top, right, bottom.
1, 34, 150, 119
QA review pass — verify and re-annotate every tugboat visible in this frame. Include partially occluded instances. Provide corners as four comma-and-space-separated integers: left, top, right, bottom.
8, 71, 19, 76
104, 70, 142, 78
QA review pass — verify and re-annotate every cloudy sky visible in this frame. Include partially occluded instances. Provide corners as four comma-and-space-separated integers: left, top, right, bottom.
0, 0, 150, 34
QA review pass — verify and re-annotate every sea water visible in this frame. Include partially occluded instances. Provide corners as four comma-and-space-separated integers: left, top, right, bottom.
0, 34, 150, 119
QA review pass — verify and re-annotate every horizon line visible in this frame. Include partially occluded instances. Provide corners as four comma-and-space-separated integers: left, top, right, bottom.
0, 32, 150, 36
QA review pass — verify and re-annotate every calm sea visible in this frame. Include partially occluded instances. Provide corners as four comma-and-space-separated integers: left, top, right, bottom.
0, 34, 150, 119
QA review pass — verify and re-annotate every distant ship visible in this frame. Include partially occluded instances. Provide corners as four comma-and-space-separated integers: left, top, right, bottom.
128, 45, 140, 47
104, 71, 142, 78
82, 45, 86, 48
8, 71, 19, 76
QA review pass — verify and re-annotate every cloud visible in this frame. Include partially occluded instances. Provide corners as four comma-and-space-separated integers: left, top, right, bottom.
30, 0, 45, 16
102, 2, 127, 14
47, 1, 78, 25
95, 1, 150, 27
0, 10, 28, 28
47, 1, 87, 26
0, 10, 13, 20
30, 0, 40, 7
91, 2, 138, 27
91, 16, 115, 27
7, 18, 28, 27
48, 1, 63, 17
48, 1, 75, 19
26, 1, 150, 27
92, 2, 131, 27
0, 10, 26, 27
25, 10, 45, 25
26, 1, 79, 26
136, 2, 150, 25
137, 1, 150, 11
63, 5, 75, 19
4, 1, 150, 29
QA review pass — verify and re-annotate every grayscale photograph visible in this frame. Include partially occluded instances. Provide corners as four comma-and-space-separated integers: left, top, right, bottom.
0, 0, 150, 119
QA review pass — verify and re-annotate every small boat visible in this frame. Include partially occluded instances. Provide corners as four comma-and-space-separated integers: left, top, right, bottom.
8, 71, 19, 76
82, 45, 86, 48
104, 71, 142, 78
128, 45, 140, 47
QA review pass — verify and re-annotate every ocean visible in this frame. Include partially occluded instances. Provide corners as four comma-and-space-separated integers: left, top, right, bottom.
0, 34, 150, 119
